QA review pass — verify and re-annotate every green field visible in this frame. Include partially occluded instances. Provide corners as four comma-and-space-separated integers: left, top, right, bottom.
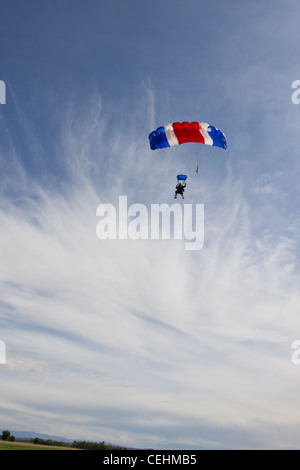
0, 440, 77, 450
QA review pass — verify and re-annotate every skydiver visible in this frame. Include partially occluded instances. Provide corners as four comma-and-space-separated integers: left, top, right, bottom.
174, 181, 186, 199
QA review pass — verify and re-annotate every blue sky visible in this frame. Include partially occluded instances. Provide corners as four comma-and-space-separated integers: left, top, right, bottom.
1, 0, 300, 450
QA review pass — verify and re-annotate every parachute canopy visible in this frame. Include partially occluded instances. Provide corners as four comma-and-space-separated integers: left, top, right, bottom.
149, 121, 227, 150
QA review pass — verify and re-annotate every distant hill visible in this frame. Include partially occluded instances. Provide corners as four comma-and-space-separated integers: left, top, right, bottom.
0, 429, 73, 443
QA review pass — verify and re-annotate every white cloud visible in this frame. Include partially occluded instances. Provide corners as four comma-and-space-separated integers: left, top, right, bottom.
1, 90, 300, 449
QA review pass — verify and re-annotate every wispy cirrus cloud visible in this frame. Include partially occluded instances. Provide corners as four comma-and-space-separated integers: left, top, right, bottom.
0, 88, 300, 450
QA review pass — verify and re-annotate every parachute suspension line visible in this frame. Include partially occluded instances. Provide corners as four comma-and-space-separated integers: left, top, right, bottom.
195, 150, 199, 173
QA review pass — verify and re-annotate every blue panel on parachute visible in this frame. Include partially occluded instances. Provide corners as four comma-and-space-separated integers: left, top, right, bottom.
149, 126, 170, 150
207, 125, 227, 149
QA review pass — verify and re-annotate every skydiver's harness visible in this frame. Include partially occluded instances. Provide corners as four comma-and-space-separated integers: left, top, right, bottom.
175, 182, 186, 195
